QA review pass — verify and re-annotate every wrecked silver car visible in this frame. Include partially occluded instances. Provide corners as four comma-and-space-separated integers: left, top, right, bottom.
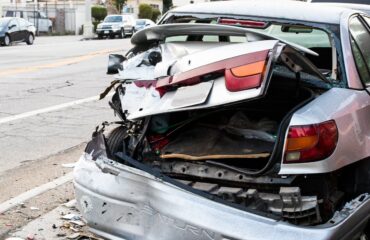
74, 1, 370, 239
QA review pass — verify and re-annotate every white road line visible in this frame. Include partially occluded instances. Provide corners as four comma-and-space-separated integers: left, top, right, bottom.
0, 172, 73, 214
0, 93, 113, 125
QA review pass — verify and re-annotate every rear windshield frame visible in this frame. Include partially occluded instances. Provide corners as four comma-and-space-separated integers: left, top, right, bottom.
159, 12, 346, 87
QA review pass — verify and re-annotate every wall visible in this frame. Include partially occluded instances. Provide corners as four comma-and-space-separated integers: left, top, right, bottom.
124, 0, 163, 18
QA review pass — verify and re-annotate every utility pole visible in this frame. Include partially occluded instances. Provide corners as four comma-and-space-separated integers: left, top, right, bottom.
83, 0, 93, 38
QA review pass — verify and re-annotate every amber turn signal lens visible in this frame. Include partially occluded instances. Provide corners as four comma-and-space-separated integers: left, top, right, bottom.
284, 120, 338, 163
286, 135, 319, 151
230, 61, 265, 77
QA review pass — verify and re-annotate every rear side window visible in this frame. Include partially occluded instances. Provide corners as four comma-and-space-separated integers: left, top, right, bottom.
349, 16, 370, 87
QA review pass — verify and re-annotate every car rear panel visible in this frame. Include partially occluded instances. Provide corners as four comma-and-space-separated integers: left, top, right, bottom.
74, 154, 370, 240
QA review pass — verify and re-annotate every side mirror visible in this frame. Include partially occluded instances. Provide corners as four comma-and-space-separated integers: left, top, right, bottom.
107, 54, 126, 75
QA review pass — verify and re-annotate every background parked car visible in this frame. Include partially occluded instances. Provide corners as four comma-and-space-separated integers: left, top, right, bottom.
96, 14, 136, 39
134, 19, 156, 32
0, 17, 36, 46
4, 10, 53, 34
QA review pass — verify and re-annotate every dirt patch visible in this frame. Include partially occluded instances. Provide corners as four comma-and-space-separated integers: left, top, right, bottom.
0, 143, 84, 203
0, 182, 75, 239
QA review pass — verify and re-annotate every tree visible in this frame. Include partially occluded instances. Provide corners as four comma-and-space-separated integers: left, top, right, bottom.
91, 5, 107, 22
163, 0, 173, 13
112, 0, 126, 12
91, 6, 107, 32
139, 4, 153, 19
151, 8, 161, 22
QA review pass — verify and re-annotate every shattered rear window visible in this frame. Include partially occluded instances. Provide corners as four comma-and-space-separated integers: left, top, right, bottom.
161, 14, 337, 80
253, 25, 331, 49
163, 16, 331, 48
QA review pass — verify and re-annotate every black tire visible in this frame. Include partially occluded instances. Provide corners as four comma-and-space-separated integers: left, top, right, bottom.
119, 28, 125, 39
109, 34, 115, 39
26, 33, 34, 45
3, 34, 11, 46
97, 34, 103, 39
106, 126, 128, 160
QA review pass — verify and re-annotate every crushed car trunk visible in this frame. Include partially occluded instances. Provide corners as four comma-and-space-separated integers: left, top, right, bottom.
94, 23, 336, 226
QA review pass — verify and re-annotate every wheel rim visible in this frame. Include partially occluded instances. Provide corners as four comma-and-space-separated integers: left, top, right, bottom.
5, 36, 9, 45
29, 35, 33, 43
121, 29, 124, 38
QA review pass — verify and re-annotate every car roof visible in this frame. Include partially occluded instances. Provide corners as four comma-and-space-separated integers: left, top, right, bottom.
311, 2, 370, 13
169, 0, 359, 24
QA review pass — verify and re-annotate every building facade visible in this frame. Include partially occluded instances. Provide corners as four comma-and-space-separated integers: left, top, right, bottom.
123, 0, 162, 18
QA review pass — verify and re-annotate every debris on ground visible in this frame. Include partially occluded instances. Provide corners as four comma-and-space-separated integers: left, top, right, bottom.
62, 200, 77, 209
26, 234, 35, 240
61, 213, 80, 221
66, 232, 104, 240
61, 163, 76, 168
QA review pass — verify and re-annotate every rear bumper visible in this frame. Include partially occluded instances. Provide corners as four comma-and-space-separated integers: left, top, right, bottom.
74, 153, 370, 240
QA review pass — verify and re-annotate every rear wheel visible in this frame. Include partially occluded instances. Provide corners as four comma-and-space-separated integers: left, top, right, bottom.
26, 34, 34, 45
98, 34, 103, 39
3, 34, 10, 46
106, 126, 128, 161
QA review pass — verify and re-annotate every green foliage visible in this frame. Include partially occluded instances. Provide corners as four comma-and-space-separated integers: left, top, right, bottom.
138, 4, 153, 19
163, 0, 173, 13
91, 5, 107, 22
151, 8, 161, 22
93, 21, 100, 32
113, 0, 126, 12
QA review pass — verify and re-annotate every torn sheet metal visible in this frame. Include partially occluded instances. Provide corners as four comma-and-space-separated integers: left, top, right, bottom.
119, 40, 279, 119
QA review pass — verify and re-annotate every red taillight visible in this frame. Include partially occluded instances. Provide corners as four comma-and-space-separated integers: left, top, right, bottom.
225, 60, 266, 92
219, 18, 268, 28
284, 120, 338, 163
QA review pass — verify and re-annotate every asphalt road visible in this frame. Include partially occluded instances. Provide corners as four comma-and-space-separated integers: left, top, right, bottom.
0, 35, 132, 238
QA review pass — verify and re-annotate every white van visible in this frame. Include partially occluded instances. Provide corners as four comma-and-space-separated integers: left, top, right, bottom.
5, 10, 53, 33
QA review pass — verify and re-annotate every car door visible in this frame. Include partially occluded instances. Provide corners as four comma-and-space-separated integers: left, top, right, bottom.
7, 18, 21, 41
347, 14, 370, 163
18, 18, 29, 41
349, 15, 370, 92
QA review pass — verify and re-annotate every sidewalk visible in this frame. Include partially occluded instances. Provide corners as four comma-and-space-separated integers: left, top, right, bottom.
34, 35, 85, 45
